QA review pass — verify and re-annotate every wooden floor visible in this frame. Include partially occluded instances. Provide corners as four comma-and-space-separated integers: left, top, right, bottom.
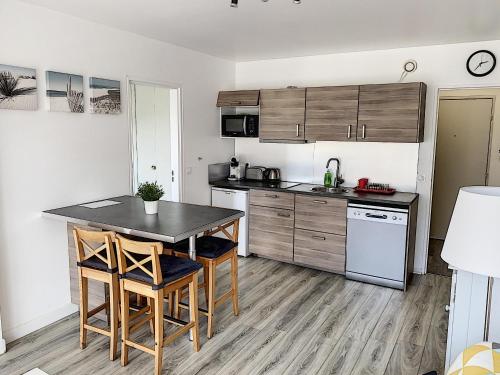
427, 239, 452, 277
0, 256, 451, 375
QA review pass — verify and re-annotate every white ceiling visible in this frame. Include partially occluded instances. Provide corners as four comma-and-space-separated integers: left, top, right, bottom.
21, 0, 500, 61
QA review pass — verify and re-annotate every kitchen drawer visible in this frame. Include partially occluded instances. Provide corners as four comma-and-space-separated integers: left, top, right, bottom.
249, 189, 295, 210
294, 229, 346, 274
295, 194, 347, 235
249, 205, 294, 262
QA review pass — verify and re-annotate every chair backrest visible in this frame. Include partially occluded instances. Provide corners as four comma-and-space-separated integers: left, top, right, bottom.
73, 228, 117, 270
115, 234, 164, 285
204, 218, 240, 242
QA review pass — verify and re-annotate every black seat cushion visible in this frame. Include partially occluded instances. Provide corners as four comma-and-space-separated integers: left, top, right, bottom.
78, 257, 117, 273
122, 255, 202, 290
172, 236, 237, 259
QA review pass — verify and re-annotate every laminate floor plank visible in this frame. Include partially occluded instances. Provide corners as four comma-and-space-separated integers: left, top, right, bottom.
0, 257, 451, 375
383, 341, 424, 375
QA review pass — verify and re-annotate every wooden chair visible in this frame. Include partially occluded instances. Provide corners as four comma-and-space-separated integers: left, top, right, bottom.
115, 234, 201, 375
73, 228, 119, 361
172, 219, 239, 338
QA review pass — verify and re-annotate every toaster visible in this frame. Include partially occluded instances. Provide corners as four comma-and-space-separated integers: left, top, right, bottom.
245, 166, 266, 180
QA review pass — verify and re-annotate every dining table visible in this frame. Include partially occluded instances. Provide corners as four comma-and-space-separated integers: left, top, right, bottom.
42, 195, 245, 339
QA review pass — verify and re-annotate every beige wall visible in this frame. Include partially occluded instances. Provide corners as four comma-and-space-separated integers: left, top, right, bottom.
440, 88, 500, 187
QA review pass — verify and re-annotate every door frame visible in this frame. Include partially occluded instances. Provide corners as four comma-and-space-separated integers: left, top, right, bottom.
420, 85, 498, 273
126, 77, 184, 202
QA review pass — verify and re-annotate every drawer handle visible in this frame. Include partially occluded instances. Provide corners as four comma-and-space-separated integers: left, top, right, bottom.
312, 235, 326, 241
313, 200, 327, 204
265, 194, 279, 198
277, 213, 291, 218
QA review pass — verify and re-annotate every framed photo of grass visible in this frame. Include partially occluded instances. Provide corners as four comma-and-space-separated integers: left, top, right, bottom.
0, 64, 37, 111
46, 71, 83, 113
89, 77, 121, 114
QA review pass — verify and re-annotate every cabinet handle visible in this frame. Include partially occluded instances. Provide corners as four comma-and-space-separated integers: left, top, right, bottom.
313, 200, 328, 204
445, 305, 450, 312
312, 235, 326, 241
362, 124, 366, 139
347, 124, 352, 139
296, 124, 300, 137
264, 194, 279, 198
277, 213, 291, 218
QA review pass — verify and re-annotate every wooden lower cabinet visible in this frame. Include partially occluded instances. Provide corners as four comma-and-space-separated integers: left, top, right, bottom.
294, 229, 346, 274
249, 204, 294, 262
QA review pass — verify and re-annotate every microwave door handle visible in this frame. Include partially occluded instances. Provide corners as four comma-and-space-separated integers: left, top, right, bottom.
243, 116, 247, 136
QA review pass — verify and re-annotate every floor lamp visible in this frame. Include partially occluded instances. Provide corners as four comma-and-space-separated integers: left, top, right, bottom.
441, 186, 500, 341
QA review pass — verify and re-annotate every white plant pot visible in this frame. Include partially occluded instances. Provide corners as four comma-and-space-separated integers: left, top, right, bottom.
144, 200, 159, 215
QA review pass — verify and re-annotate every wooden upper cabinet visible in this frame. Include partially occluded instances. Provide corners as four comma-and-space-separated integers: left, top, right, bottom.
259, 88, 306, 141
305, 85, 359, 142
357, 82, 427, 143
216, 90, 260, 107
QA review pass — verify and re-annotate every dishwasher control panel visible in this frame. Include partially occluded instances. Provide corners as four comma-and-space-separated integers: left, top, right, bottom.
347, 204, 408, 225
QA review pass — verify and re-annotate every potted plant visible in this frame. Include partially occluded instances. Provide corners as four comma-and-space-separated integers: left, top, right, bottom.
136, 181, 165, 214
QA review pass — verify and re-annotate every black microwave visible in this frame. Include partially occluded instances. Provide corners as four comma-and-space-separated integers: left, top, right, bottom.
221, 115, 259, 138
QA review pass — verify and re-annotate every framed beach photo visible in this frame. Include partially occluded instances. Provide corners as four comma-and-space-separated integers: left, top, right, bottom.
46, 71, 84, 113
0, 64, 37, 111
89, 77, 121, 114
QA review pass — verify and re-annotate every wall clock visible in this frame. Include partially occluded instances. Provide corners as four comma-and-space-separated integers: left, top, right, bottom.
467, 50, 496, 77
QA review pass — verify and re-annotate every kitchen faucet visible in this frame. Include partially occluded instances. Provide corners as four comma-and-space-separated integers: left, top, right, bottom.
326, 158, 344, 188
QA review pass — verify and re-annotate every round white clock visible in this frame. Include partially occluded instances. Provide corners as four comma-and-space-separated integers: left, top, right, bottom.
467, 50, 496, 77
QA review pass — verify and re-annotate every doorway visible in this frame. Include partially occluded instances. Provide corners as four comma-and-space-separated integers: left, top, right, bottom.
428, 92, 496, 275
129, 80, 182, 202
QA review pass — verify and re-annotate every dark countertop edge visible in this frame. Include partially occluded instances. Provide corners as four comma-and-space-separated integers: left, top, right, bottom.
210, 180, 418, 207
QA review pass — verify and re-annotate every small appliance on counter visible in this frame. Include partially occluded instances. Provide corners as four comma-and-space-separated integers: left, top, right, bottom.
264, 168, 281, 182
228, 157, 247, 181
245, 166, 267, 181
354, 178, 396, 195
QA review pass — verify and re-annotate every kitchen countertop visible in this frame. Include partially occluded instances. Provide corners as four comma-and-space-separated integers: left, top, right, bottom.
210, 180, 418, 207
42, 195, 244, 243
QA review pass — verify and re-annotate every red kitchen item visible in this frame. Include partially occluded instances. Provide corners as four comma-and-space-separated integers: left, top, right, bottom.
354, 187, 396, 195
354, 182, 396, 195
358, 178, 369, 189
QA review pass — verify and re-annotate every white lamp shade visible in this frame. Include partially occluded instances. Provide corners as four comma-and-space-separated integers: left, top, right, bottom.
441, 186, 500, 278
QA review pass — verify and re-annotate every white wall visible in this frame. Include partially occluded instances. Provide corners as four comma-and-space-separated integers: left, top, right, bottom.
235, 40, 500, 273
0, 0, 235, 342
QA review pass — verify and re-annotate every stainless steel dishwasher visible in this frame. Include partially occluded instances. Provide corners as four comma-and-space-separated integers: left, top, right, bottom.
346, 203, 409, 290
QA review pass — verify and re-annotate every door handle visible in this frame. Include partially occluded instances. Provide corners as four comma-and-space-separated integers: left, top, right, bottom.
365, 213, 387, 219
347, 124, 352, 139
264, 194, 279, 198
296, 124, 300, 137
312, 235, 326, 241
362, 124, 366, 139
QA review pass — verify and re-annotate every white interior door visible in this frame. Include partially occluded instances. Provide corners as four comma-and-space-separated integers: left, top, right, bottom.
131, 82, 180, 202
430, 98, 493, 239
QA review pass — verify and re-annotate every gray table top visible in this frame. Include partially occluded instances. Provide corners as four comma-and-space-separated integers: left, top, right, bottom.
42, 195, 244, 243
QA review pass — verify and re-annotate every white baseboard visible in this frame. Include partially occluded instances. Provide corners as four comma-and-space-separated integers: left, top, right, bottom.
3, 303, 78, 343
0, 337, 6, 354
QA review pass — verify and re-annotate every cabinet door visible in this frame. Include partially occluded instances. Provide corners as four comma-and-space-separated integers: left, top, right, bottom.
249, 205, 294, 262
216, 90, 260, 107
295, 194, 347, 235
260, 88, 306, 141
357, 83, 426, 143
294, 229, 346, 274
249, 189, 295, 210
305, 86, 359, 141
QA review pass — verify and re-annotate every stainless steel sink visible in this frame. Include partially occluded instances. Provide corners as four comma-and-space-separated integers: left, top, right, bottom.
311, 186, 349, 194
